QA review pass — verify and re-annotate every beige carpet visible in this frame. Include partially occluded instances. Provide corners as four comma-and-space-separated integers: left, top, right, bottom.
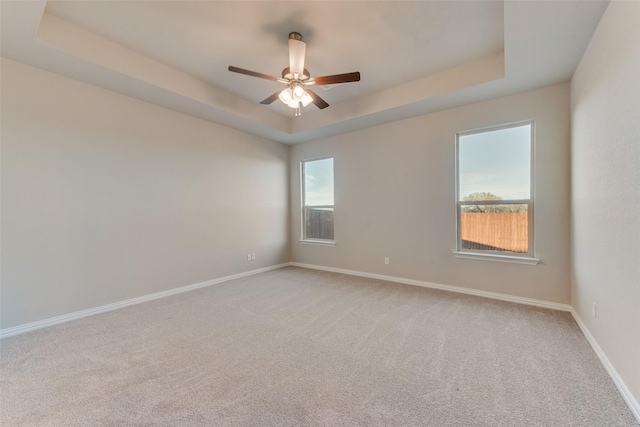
1, 267, 637, 426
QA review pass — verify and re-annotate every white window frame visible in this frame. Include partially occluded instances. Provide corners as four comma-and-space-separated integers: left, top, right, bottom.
300, 156, 335, 246
454, 121, 539, 265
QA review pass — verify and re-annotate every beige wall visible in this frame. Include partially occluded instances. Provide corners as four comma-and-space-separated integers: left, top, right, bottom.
0, 59, 573, 329
1, 58, 290, 329
571, 0, 640, 411
290, 83, 571, 304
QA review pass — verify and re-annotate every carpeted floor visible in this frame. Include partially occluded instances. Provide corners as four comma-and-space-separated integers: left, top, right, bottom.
1, 267, 637, 426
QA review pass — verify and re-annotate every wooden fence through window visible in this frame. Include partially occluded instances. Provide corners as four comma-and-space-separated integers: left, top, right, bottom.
305, 208, 334, 240
461, 212, 528, 253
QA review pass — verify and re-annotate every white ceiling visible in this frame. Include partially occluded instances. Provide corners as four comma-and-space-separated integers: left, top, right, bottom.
1, 1, 608, 144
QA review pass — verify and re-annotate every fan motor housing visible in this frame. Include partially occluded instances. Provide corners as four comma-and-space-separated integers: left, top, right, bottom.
282, 67, 310, 81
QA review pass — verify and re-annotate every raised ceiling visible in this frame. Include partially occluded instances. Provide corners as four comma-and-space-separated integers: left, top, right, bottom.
1, 1, 608, 144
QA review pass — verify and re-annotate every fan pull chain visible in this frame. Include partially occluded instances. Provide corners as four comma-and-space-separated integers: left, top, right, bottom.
295, 106, 301, 117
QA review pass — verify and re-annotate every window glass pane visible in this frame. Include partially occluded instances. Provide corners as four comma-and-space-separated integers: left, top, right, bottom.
304, 158, 334, 206
460, 204, 528, 253
459, 125, 531, 201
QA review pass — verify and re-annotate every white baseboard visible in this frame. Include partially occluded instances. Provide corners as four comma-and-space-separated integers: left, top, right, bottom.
290, 262, 571, 312
0, 262, 567, 339
570, 308, 640, 424
0, 263, 291, 339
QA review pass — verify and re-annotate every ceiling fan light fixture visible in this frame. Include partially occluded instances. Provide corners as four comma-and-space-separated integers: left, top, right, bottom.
281, 84, 311, 109
301, 92, 313, 107
293, 85, 305, 100
288, 99, 300, 109
278, 87, 293, 104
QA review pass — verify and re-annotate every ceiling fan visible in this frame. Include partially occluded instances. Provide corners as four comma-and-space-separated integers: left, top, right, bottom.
228, 32, 360, 116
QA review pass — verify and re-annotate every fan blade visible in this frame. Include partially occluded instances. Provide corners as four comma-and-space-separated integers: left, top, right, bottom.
305, 89, 329, 109
310, 72, 361, 86
289, 38, 306, 77
228, 66, 279, 82
260, 91, 281, 105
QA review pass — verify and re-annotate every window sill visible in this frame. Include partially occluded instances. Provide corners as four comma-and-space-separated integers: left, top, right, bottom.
453, 251, 540, 265
299, 239, 336, 246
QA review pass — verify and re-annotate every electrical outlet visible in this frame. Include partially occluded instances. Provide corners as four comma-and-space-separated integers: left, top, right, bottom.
593, 302, 597, 319
247, 254, 251, 261
384, 257, 390, 265
251, 253, 256, 260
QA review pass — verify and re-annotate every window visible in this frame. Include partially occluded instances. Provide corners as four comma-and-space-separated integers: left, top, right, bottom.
302, 157, 334, 242
456, 122, 535, 261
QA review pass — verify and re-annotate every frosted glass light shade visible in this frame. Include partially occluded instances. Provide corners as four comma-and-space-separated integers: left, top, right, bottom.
279, 88, 293, 104
293, 85, 305, 99
301, 92, 313, 107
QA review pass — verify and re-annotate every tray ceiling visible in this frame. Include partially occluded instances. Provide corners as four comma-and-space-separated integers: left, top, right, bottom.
1, 1, 608, 144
